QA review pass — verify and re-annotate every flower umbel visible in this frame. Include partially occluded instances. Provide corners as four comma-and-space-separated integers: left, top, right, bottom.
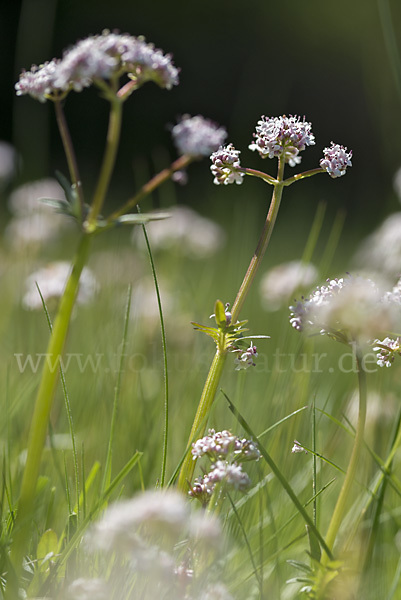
290, 274, 401, 345
373, 337, 401, 368
248, 115, 315, 166
320, 142, 352, 178
189, 430, 260, 505
15, 30, 179, 102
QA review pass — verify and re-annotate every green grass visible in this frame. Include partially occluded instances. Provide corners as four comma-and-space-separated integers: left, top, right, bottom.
1, 198, 401, 598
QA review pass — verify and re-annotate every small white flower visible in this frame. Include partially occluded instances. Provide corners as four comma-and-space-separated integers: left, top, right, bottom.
320, 142, 352, 178
291, 440, 307, 454
206, 460, 251, 491
234, 343, 258, 370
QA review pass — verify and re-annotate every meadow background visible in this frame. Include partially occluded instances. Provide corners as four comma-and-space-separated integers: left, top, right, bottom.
1, 1, 401, 598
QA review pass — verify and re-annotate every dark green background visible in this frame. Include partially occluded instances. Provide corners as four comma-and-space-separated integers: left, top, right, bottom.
2, 0, 401, 234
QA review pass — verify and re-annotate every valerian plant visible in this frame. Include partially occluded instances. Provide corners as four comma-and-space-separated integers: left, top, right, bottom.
178, 115, 352, 491
8, 30, 227, 597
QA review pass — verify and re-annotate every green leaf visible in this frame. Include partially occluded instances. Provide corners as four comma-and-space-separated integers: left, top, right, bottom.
37, 529, 58, 568
214, 299, 227, 328
191, 322, 220, 344
115, 212, 171, 226
287, 559, 313, 574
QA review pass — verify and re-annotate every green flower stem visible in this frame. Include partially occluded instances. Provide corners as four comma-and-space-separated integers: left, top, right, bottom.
107, 154, 193, 223
54, 98, 84, 213
9, 233, 92, 579
177, 158, 286, 492
231, 156, 285, 323
283, 167, 325, 187
86, 95, 123, 231
321, 344, 367, 565
177, 350, 227, 491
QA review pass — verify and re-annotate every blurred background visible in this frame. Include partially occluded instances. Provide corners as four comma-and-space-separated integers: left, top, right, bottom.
1, 0, 401, 230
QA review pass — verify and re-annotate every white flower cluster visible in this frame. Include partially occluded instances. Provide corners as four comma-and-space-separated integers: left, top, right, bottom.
189, 429, 260, 504
84, 489, 232, 600
210, 144, 244, 185
191, 429, 260, 462
320, 142, 352, 178
15, 30, 179, 102
172, 115, 227, 158
290, 274, 401, 353
248, 115, 315, 166
373, 337, 401, 368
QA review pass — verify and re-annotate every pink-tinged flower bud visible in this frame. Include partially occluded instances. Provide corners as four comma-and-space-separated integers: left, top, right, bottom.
320, 142, 352, 178
210, 144, 244, 185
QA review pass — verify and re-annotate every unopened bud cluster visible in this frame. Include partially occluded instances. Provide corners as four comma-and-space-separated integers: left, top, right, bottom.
210, 144, 244, 185
233, 343, 258, 370
373, 337, 401, 368
189, 429, 260, 505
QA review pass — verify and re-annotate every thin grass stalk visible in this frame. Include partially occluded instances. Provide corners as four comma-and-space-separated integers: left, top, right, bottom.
318, 343, 367, 591
101, 285, 132, 495
140, 216, 170, 487
223, 390, 333, 560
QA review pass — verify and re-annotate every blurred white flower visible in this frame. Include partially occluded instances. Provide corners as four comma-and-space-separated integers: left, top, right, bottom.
353, 213, 401, 279
6, 178, 73, 248
260, 260, 318, 311
67, 578, 109, 600
198, 583, 234, 600
172, 115, 227, 157
132, 205, 225, 258
89, 490, 189, 554
188, 511, 222, 549
290, 274, 401, 343
23, 261, 98, 310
